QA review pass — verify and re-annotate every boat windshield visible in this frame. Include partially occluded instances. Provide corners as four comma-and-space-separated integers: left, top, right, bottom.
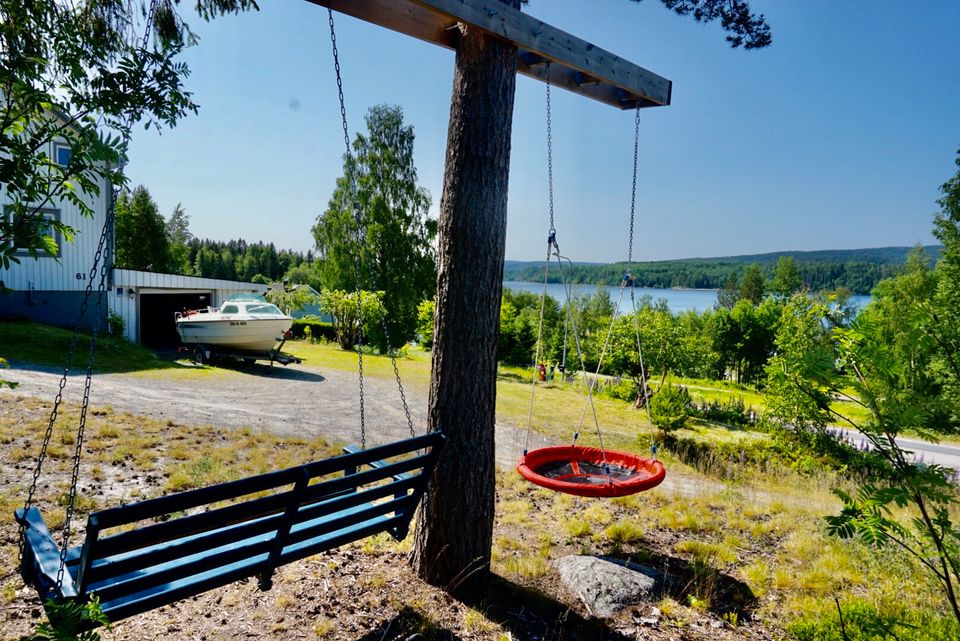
224, 293, 269, 303
246, 304, 284, 316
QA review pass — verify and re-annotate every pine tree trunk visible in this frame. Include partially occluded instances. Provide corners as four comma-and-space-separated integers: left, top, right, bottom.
411, 1, 520, 595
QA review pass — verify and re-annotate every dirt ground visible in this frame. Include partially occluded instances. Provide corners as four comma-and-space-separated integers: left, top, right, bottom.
2, 360, 554, 470
0, 361, 773, 641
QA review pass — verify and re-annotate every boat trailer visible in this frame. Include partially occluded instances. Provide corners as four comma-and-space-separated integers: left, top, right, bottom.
181, 336, 303, 370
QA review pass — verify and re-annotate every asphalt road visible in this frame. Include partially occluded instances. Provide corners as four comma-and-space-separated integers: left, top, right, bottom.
827, 426, 960, 473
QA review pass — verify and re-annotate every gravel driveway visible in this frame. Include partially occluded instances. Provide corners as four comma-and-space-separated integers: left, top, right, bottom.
2, 360, 552, 469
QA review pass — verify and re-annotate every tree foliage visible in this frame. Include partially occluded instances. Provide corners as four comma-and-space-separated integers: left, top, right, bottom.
319, 289, 385, 352
649, 0, 771, 49
187, 237, 312, 282
312, 104, 436, 349
764, 150, 960, 625
503, 253, 910, 295
739, 263, 765, 304
265, 285, 319, 316
649, 380, 692, 432
771, 255, 803, 298
165, 203, 193, 274
114, 185, 170, 272
0, 0, 257, 267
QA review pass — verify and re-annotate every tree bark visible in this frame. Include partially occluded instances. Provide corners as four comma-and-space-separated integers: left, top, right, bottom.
412, 1, 520, 595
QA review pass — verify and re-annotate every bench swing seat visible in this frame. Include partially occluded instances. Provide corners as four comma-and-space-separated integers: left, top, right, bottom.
15, 432, 444, 625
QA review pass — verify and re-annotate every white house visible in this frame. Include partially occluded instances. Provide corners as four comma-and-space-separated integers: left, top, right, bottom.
1, 137, 264, 347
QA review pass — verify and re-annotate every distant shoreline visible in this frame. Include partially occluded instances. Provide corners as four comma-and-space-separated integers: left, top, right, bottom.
503, 280, 718, 293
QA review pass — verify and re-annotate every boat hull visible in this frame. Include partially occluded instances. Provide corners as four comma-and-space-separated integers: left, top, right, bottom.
176, 318, 292, 352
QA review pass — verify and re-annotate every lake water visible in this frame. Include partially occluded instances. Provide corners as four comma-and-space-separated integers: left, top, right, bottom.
503, 281, 872, 315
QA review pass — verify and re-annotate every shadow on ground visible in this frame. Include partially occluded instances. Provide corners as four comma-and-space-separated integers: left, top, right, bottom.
602, 549, 757, 619
357, 607, 465, 641
208, 360, 327, 382
460, 574, 634, 641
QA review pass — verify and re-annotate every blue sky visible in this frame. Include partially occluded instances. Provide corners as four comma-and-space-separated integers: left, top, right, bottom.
125, 0, 960, 263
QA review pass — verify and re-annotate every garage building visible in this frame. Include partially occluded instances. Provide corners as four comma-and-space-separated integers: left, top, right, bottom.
110, 270, 265, 348
1, 134, 265, 347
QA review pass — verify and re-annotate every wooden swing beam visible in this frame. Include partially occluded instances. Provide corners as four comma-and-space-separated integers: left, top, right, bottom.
306, 0, 672, 110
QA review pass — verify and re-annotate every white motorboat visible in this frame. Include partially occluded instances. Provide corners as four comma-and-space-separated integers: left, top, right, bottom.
175, 294, 293, 352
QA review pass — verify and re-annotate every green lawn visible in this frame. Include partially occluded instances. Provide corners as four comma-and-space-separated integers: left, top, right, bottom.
0, 320, 185, 373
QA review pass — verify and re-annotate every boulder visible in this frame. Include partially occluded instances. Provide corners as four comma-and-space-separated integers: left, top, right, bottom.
553, 555, 663, 618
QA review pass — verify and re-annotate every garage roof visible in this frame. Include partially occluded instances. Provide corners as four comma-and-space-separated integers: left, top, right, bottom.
113, 269, 268, 292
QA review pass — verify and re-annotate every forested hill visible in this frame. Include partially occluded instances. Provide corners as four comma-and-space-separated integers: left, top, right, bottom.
187, 238, 313, 283
502, 245, 944, 294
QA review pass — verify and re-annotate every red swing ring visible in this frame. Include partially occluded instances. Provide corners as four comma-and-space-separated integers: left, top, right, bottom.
517, 445, 666, 498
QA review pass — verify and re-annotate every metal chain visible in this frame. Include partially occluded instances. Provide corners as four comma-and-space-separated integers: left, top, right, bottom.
329, 9, 367, 449
546, 61, 555, 234
328, 10, 415, 444
18, 0, 161, 586
57, 207, 114, 589
329, 9, 351, 159
17, 240, 101, 563
628, 107, 640, 265
625, 107, 656, 452
524, 62, 558, 454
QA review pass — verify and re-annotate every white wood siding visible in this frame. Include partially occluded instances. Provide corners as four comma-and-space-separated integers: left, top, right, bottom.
2, 138, 110, 293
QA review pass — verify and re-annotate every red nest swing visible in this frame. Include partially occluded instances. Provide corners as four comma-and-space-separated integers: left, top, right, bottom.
516, 73, 667, 500
517, 445, 665, 498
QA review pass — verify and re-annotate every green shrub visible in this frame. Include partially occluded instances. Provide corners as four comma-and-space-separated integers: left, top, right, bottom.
688, 397, 756, 427
603, 378, 639, 402
290, 316, 336, 342
650, 381, 691, 432
107, 311, 125, 338
27, 596, 111, 640
416, 299, 434, 349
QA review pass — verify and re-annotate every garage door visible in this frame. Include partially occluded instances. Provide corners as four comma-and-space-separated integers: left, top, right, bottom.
139, 292, 212, 348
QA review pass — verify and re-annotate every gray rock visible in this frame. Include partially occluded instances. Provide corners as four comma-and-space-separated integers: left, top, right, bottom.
553, 555, 663, 618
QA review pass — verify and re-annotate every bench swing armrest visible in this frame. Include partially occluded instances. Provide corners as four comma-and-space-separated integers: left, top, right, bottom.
14, 508, 80, 599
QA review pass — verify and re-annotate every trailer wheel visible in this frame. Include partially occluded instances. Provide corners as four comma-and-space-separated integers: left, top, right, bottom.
192, 347, 206, 365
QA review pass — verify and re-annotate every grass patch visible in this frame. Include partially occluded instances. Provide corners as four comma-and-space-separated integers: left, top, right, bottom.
0, 320, 184, 373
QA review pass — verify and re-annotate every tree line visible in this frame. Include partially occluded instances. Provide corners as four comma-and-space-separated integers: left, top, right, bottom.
113, 186, 314, 283
502, 251, 936, 294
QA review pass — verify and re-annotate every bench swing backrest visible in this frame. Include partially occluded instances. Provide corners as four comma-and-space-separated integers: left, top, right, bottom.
16, 432, 444, 624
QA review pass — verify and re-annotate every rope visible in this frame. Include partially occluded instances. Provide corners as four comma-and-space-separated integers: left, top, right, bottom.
552, 253, 612, 482
18, 0, 162, 591
523, 233, 556, 454
328, 10, 416, 446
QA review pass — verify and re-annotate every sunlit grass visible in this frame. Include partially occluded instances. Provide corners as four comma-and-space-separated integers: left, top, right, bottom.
0, 320, 182, 373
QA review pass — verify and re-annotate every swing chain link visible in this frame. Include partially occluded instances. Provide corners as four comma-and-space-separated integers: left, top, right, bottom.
329, 8, 367, 449
624, 107, 656, 446
18, 241, 100, 564
58, 205, 114, 590
628, 107, 640, 265
328, 9, 415, 445
18, 0, 162, 583
545, 61, 555, 236
329, 9, 351, 159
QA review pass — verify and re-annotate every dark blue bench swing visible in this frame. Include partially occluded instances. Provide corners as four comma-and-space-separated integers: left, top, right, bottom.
15, 4, 443, 628
16, 434, 443, 624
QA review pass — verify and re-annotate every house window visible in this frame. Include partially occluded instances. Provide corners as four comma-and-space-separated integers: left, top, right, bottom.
4, 206, 62, 257
54, 144, 72, 168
